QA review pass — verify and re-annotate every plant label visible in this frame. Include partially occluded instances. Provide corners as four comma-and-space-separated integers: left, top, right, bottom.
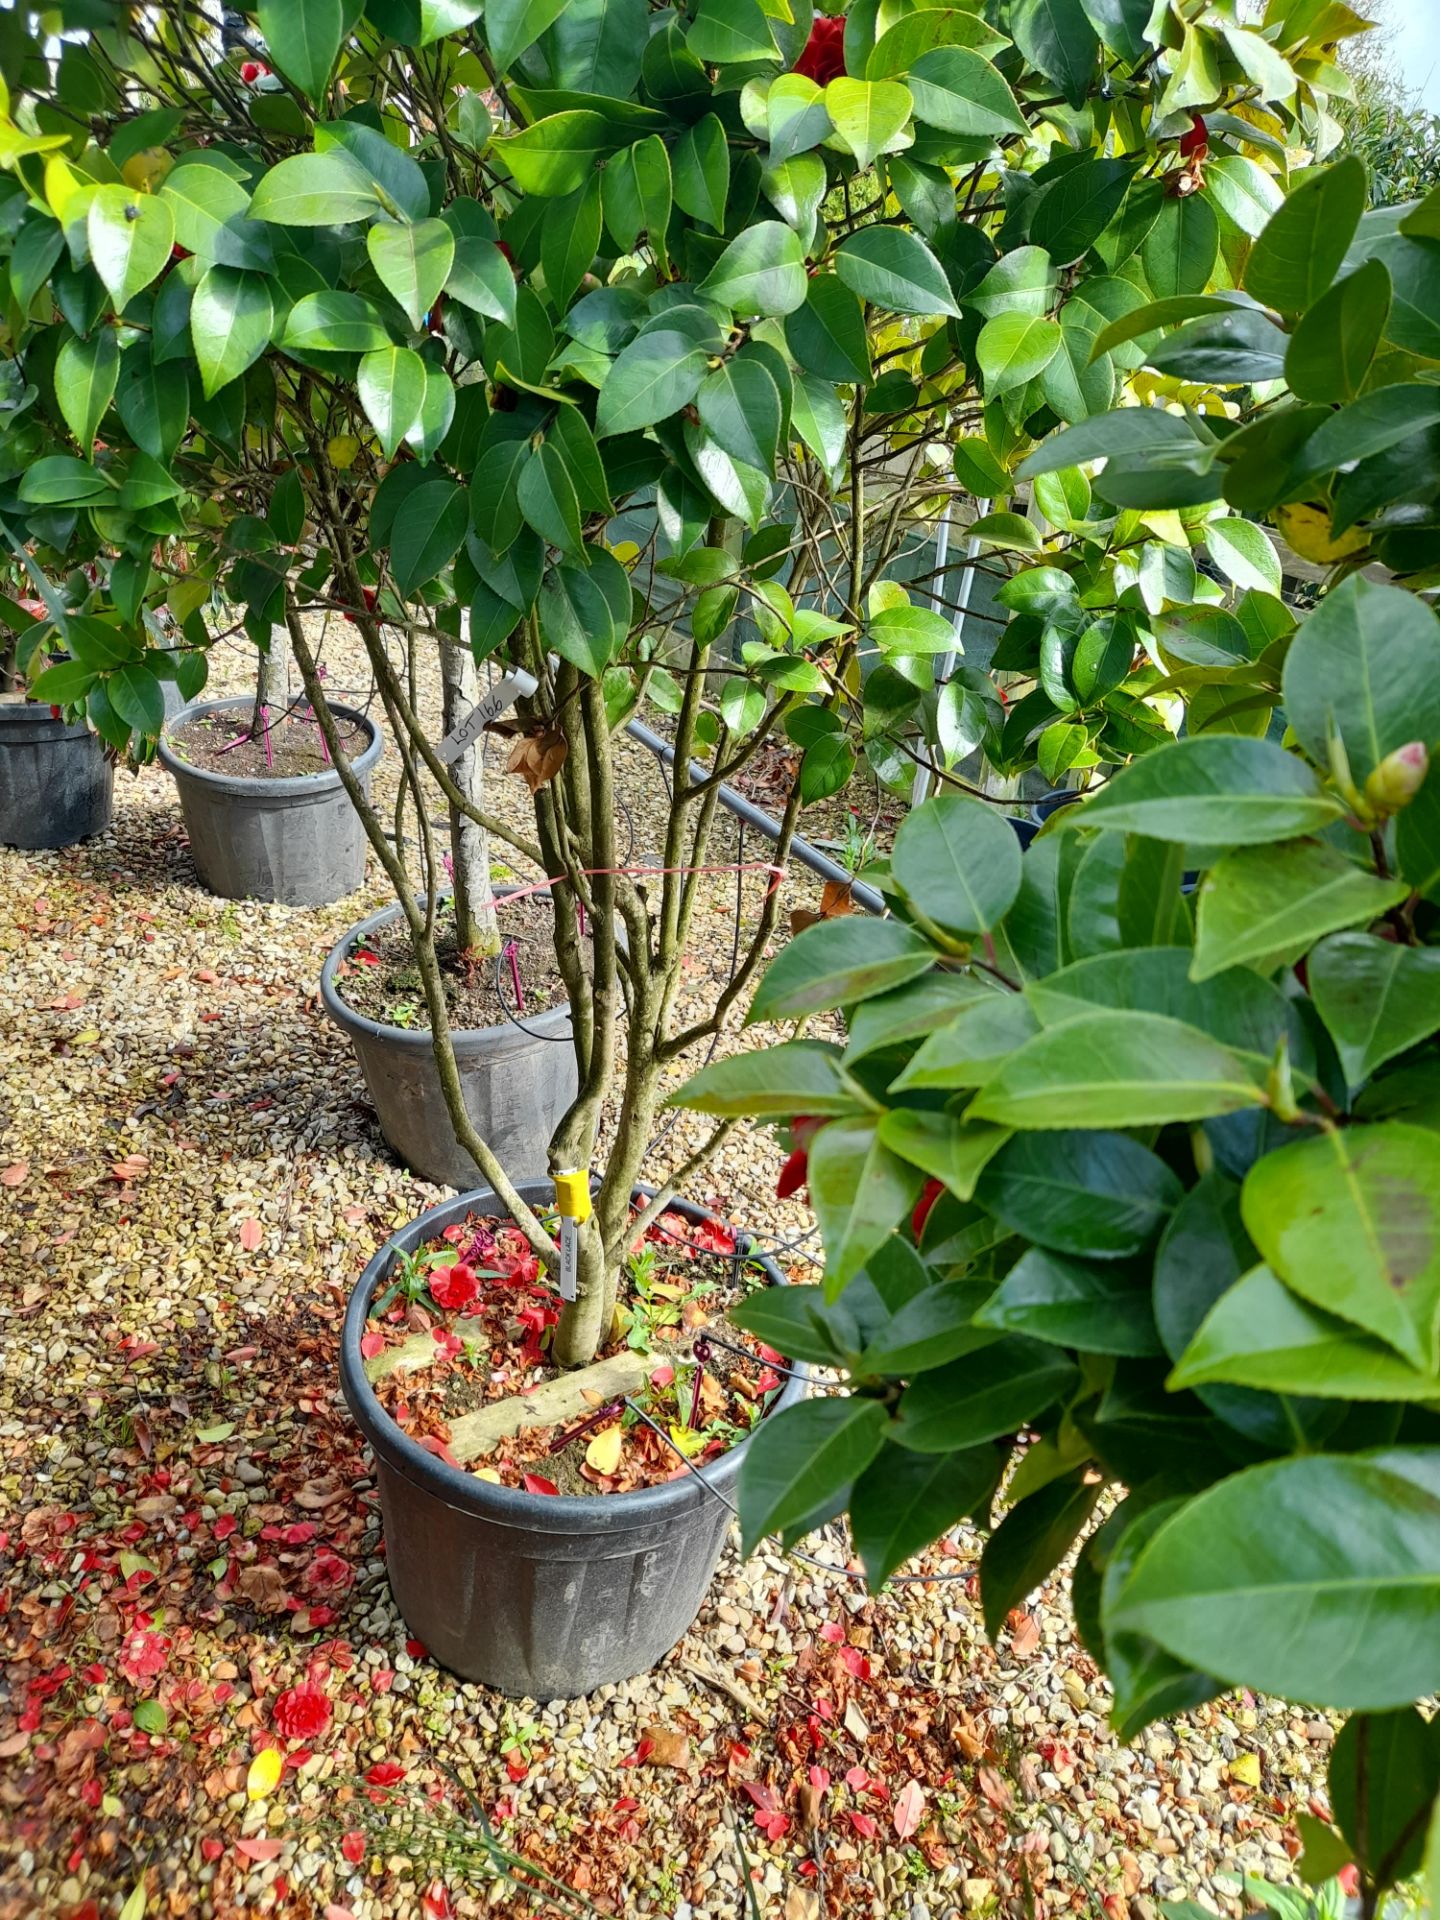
437, 666, 539, 765
559, 1215, 579, 1302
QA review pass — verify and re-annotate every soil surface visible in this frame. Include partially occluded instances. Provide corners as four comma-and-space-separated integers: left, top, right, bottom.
0, 616, 1330, 1920
166, 701, 371, 780
364, 1203, 785, 1494
333, 892, 569, 1031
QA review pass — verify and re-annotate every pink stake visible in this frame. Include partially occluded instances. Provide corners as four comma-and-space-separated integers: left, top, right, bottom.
313, 708, 330, 763
505, 940, 524, 1013
260, 703, 274, 770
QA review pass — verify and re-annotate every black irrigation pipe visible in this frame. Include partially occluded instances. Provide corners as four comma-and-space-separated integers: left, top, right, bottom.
624, 717, 886, 917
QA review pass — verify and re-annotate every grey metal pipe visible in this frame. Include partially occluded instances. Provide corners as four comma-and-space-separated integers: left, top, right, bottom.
624, 716, 886, 916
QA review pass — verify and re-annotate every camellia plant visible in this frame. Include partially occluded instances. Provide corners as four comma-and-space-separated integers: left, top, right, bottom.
0, 0, 1348, 1376
679, 155, 1440, 1902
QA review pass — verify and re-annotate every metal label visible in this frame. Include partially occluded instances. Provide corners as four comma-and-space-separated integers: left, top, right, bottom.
558, 1216, 579, 1302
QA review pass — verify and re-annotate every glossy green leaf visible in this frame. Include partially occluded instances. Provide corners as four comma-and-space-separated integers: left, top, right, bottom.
737, 1396, 889, 1556
1140, 191, 1219, 300
981, 1473, 1103, 1639
1192, 840, 1409, 982
537, 545, 630, 676
1107, 1450, 1440, 1710
1243, 1122, 1440, 1374
673, 1039, 859, 1116
976, 1247, 1161, 1355
876, 1110, 1012, 1203
1284, 259, 1391, 403
687, 0, 777, 64
766, 74, 832, 166
367, 217, 455, 331
1244, 155, 1367, 313
54, 327, 119, 456
824, 77, 912, 171
893, 1338, 1080, 1452
494, 112, 617, 198
283, 290, 392, 352
835, 227, 960, 318
1310, 933, 1440, 1086
594, 328, 708, 437
1069, 736, 1344, 845
390, 477, 468, 595
248, 149, 383, 225
977, 312, 1061, 395
697, 357, 782, 473
446, 235, 518, 326
358, 345, 428, 459
1205, 517, 1281, 597
892, 991, 1039, 1091
1010, 0, 1098, 106
1282, 575, 1440, 789
972, 1010, 1266, 1129
1329, 1709, 1440, 1890
190, 266, 273, 400
890, 791, 1022, 938
257, 0, 343, 98
699, 222, 808, 319
749, 918, 935, 1022
1029, 157, 1133, 267
87, 186, 173, 311
671, 114, 729, 229
852, 1443, 1004, 1588
977, 1130, 1182, 1259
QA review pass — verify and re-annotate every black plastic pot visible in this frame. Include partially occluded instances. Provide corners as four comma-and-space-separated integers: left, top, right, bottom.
0, 700, 113, 849
158, 696, 382, 905
320, 899, 578, 1188
341, 1183, 808, 1699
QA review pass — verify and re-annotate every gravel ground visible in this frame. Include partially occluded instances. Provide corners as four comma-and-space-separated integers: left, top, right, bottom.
0, 627, 1328, 1920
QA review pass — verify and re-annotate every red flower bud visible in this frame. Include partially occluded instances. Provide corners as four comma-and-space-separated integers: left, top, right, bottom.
793, 14, 845, 85
1179, 113, 1207, 158
239, 59, 271, 84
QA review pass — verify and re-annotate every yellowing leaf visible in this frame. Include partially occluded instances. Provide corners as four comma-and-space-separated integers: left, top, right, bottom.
1229, 1751, 1261, 1787
585, 1424, 623, 1474
102, 1794, 124, 1817
648, 1280, 688, 1300
1275, 502, 1368, 565
474, 1467, 502, 1483
119, 1882, 148, 1920
122, 148, 173, 191
669, 1423, 707, 1458
73, 1028, 101, 1045
247, 1747, 284, 1800
327, 434, 361, 469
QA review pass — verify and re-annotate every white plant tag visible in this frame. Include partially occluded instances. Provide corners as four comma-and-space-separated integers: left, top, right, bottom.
559, 1215, 579, 1302
437, 666, 538, 765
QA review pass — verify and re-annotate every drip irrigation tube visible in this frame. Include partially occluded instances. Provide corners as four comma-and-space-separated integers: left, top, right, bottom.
624, 716, 886, 917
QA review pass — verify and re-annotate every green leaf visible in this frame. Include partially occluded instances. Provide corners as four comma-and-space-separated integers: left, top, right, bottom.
190, 266, 273, 400
162, 161, 268, 269
1205, 516, 1281, 597
54, 327, 119, 457
665, 114, 725, 234
1284, 259, 1390, 403
673, 1038, 860, 1116
1205, 152, 1284, 238
366, 217, 455, 331
87, 186, 173, 311
31, 659, 97, 705
809, 1120, 926, 1296
1107, 1450, 1440, 1710
981, 1473, 1103, 1639
1191, 840, 1409, 982
824, 77, 912, 171
893, 1338, 1080, 1452
19, 457, 110, 506
1242, 1122, 1440, 1375
799, 733, 855, 804
852, 1443, 1004, 1588
390, 478, 468, 595
835, 227, 960, 319
892, 991, 1039, 1092
844, 974, 991, 1062
1029, 158, 1134, 267
541, 176, 602, 310
977, 1130, 1182, 1259
494, 112, 617, 197
906, 45, 1026, 136
1010, 0, 1098, 106
358, 345, 428, 459
282, 290, 393, 353
697, 357, 782, 473
687, 0, 777, 64
975, 1247, 1161, 1356
868, 604, 956, 653
783, 277, 870, 388
1245, 156, 1367, 313
765, 74, 832, 166
108, 660, 165, 737
594, 328, 707, 438
890, 792, 1021, 938
1310, 934, 1440, 1087
1017, 406, 1200, 478
1329, 1709, 1440, 1890
517, 441, 584, 558
132, 1698, 168, 1735
699, 222, 808, 320
737, 1397, 889, 1556
537, 546, 629, 676
1141, 193, 1219, 300
750, 919, 935, 1023
257, 0, 343, 98
1282, 574, 1440, 790
730, 1285, 853, 1367
971, 1010, 1267, 1129
249, 149, 383, 225
487, 0, 571, 71
1169, 1264, 1440, 1401
977, 313, 1061, 395
1068, 736, 1344, 845
876, 1111, 1012, 1203
116, 344, 189, 463
446, 235, 518, 326
1097, 1499, 1222, 1740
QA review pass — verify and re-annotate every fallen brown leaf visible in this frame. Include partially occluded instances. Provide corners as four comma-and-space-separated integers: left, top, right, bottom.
0, 1161, 29, 1188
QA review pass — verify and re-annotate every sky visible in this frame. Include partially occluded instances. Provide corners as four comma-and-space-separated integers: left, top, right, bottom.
1376, 0, 1440, 111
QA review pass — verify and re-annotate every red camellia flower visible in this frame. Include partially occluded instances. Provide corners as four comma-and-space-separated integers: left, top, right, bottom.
911, 1178, 944, 1239
430, 1261, 479, 1311
1179, 112, 1207, 157
272, 1684, 333, 1742
239, 59, 271, 83
775, 1115, 827, 1198
794, 12, 845, 84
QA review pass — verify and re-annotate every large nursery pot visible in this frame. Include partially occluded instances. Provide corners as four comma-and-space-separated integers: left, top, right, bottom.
0, 698, 113, 849
320, 897, 579, 1188
158, 695, 382, 905
342, 1183, 807, 1699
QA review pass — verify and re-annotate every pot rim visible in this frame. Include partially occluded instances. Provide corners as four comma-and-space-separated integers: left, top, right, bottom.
341, 1182, 810, 1535
319, 893, 574, 1051
157, 695, 382, 797
0, 700, 103, 744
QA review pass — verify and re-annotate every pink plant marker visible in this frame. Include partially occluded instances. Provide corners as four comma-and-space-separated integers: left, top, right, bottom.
577, 900, 586, 937
505, 939, 524, 1013
260, 703, 274, 770
313, 708, 330, 763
